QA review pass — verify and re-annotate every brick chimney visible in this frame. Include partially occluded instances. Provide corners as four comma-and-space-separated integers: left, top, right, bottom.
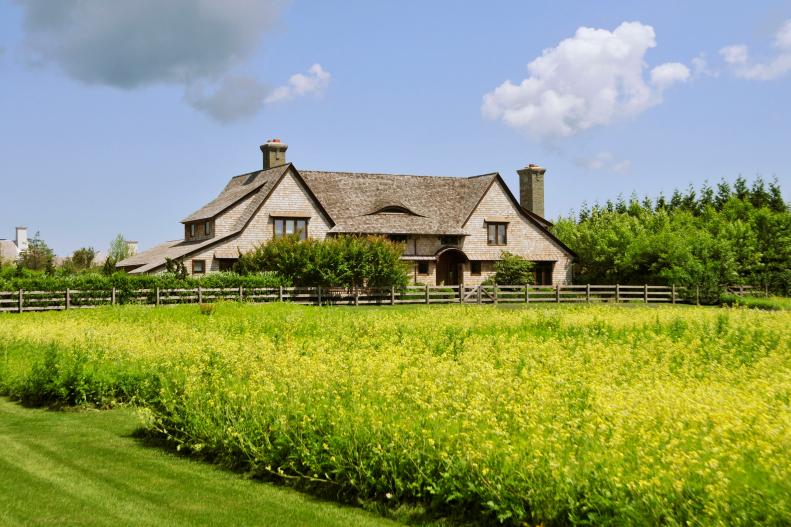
15, 226, 28, 253
517, 164, 546, 217
260, 139, 288, 169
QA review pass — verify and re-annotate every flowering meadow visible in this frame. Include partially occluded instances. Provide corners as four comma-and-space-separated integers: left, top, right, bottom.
0, 303, 789, 525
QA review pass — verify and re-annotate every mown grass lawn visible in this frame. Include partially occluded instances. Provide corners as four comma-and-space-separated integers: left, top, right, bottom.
0, 397, 401, 527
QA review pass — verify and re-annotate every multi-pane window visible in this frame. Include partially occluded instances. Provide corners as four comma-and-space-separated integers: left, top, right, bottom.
417, 261, 429, 275
189, 224, 196, 238
470, 261, 482, 275
486, 222, 507, 245
204, 221, 211, 235
273, 218, 308, 240
192, 260, 205, 274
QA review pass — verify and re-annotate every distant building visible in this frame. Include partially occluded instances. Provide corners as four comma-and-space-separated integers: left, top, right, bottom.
119, 140, 575, 285
0, 227, 28, 263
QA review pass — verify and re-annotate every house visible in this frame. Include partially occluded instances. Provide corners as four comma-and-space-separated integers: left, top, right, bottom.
118, 140, 575, 285
0, 227, 28, 263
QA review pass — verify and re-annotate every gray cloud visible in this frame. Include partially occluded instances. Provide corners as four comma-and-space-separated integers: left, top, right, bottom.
185, 75, 269, 123
14, 0, 284, 88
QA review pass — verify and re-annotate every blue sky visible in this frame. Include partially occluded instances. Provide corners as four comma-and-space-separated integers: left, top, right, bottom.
1, 0, 790, 256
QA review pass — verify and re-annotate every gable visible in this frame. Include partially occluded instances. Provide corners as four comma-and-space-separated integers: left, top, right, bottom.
462, 177, 574, 260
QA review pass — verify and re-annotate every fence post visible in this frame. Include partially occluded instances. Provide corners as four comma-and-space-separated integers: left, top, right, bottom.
65, 288, 71, 310
615, 284, 620, 303
477, 285, 482, 304
198, 287, 203, 304
644, 284, 648, 303
425, 284, 429, 304
239, 286, 244, 302
278, 286, 283, 302
317, 286, 322, 306
390, 286, 395, 306
156, 287, 160, 307
18, 289, 23, 313
696, 285, 700, 306
111, 287, 116, 306
355, 287, 360, 306
671, 284, 676, 304
586, 283, 591, 303
554, 284, 559, 303
493, 283, 498, 305
525, 284, 529, 304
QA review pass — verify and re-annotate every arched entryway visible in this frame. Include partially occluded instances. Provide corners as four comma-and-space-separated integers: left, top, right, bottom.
435, 248, 469, 286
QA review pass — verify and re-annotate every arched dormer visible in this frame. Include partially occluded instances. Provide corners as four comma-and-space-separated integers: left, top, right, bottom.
366, 201, 422, 216
375, 205, 414, 215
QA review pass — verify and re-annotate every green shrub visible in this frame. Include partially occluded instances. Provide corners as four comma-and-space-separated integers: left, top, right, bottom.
0, 269, 287, 295
721, 294, 791, 311
485, 252, 535, 285
235, 235, 409, 289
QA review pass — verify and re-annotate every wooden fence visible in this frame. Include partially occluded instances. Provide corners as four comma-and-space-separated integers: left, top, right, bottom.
0, 284, 719, 313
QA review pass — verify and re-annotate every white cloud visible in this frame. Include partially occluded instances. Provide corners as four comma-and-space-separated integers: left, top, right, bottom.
720, 45, 750, 65
576, 152, 632, 174
265, 64, 331, 104
650, 62, 691, 89
720, 19, 791, 80
691, 52, 717, 78
482, 21, 689, 140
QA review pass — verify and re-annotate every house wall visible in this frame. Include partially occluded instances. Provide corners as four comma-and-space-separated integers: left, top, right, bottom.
459, 179, 572, 284
184, 169, 332, 275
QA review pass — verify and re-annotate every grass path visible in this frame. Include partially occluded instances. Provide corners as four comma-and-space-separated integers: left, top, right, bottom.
0, 398, 401, 527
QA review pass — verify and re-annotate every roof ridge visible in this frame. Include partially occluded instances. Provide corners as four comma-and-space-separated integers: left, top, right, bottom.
301, 170, 496, 181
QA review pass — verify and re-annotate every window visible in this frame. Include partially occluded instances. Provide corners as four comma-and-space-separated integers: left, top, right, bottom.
470, 261, 482, 275
189, 224, 196, 238
218, 259, 235, 272
192, 259, 205, 274
417, 261, 429, 275
486, 222, 507, 245
440, 235, 460, 246
204, 221, 211, 235
388, 234, 408, 243
273, 218, 308, 240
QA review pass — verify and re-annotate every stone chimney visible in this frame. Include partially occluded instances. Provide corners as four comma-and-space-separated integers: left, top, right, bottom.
15, 227, 28, 253
125, 240, 138, 256
260, 139, 288, 169
517, 164, 546, 217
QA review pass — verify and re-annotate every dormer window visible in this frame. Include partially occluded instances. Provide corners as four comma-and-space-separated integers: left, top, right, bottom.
189, 224, 196, 238
204, 221, 211, 235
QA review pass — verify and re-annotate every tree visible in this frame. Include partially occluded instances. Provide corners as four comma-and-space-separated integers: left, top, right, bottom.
165, 257, 188, 279
71, 247, 96, 271
17, 232, 55, 272
103, 234, 131, 275
108, 234, 131, 263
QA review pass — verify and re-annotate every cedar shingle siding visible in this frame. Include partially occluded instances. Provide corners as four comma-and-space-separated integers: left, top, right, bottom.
118, 143, 574, 284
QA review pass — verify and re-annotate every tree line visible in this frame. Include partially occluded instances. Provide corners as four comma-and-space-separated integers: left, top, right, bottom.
551, 176, 790, 298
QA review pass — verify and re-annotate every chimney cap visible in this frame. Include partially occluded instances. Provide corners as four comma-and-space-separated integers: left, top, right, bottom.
15, 226, 28, 230
521, 164, 546, 174
268, 138, 281, 143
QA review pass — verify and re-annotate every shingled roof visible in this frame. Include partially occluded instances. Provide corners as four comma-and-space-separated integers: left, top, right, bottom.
300, 170, 497, 235
181, 164, 289, 223
122, 161, 571, 273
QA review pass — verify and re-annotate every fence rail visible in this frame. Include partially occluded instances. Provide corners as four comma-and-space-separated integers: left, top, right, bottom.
0, 283, 747, 313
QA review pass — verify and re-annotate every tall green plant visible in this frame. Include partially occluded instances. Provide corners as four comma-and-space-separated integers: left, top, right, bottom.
234, 235, 409, 289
